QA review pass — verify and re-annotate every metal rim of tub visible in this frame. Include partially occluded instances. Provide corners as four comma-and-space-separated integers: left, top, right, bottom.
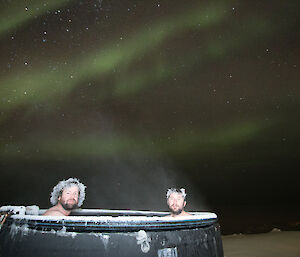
5, 209, 218, 233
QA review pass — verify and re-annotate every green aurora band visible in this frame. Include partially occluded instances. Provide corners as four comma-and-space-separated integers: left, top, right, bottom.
0, 1, 282, 159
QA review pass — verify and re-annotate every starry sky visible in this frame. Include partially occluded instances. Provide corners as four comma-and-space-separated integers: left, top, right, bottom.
0, 0, 299, 215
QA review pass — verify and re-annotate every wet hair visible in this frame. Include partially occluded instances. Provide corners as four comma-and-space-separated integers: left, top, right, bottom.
166, 188, 186, 200
50, 178, 86, 207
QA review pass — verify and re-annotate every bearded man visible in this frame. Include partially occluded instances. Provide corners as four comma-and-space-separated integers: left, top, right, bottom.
166, 188, 192, 217
43, 178, 86, 216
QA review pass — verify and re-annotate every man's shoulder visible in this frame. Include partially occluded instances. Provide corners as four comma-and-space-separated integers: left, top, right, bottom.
182, 211, 193, 216
43, 207, 65, 216
167, 211, 193, 218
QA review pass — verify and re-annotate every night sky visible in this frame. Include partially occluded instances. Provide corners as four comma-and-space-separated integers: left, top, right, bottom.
0, 0, 299, 233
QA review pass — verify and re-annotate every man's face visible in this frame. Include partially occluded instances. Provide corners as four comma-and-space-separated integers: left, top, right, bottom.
58, 185, 79, 210
167, 192, 186, 215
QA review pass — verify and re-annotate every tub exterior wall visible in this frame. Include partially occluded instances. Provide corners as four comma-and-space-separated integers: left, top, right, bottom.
0, 223, 223, 257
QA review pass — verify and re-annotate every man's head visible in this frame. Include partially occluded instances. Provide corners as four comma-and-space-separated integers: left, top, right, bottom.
166, 188, 187, 216
50, 178, 86, 211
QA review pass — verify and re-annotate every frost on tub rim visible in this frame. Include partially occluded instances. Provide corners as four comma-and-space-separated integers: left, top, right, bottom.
1, 205, 218, 232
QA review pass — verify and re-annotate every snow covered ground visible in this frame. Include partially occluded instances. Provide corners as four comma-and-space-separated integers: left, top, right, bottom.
222, 230, 300, 257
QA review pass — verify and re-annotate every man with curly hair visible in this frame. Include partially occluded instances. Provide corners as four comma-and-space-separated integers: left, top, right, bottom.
166, 188, 192, 217
43, 178, 86, 216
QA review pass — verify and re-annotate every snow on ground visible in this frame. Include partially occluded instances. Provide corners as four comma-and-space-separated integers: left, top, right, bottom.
222, 230, 300, 257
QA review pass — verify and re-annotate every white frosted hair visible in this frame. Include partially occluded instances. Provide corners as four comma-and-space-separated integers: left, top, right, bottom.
50, 178, 86, 207
166, 188, 186, 200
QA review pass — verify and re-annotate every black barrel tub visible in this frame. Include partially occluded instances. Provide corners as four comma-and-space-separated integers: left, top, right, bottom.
0, 206, 224, 257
